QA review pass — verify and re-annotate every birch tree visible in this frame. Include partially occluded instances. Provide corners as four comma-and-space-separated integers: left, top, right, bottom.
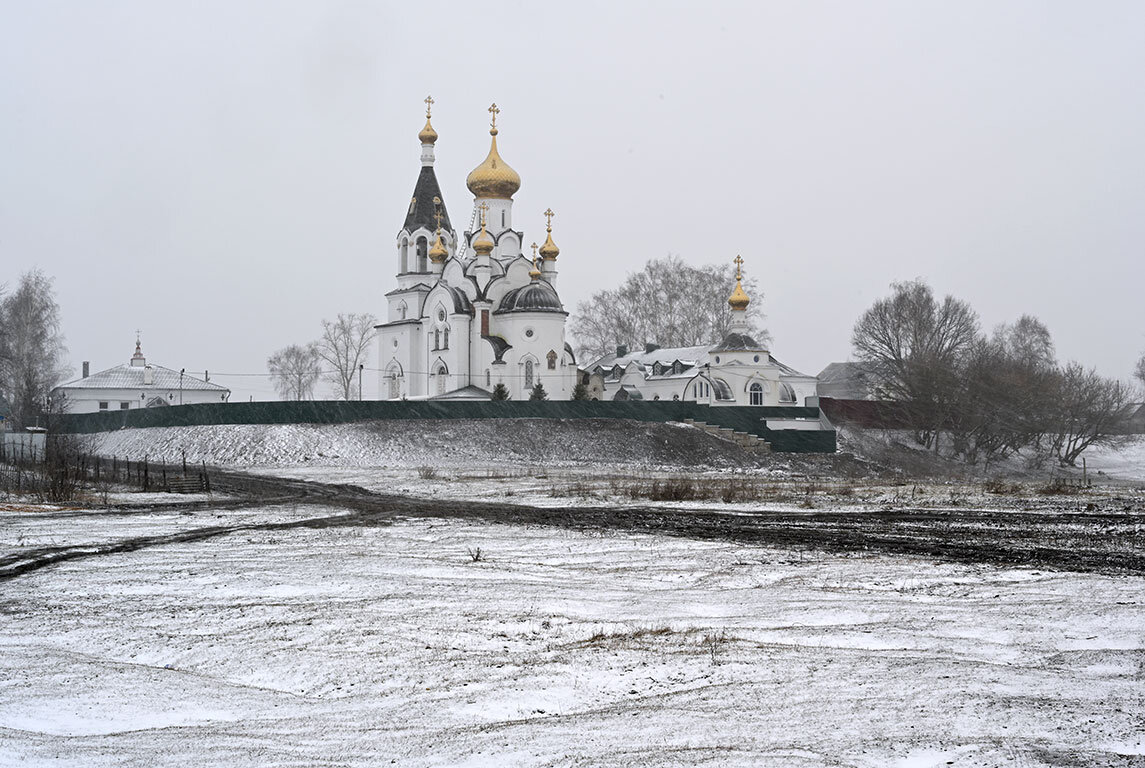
316, 313, 377, 400
267, 343, 322, 401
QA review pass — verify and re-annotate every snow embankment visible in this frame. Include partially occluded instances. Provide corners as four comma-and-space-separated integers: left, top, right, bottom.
81, 418, 760, 470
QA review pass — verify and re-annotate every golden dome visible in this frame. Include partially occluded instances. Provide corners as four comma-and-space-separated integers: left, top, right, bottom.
472, 219, 494, 255
428, 230, 448, 263
528, 257, 542, 280
539, 207, 559, 260
728, 255, 750, 311
466, 104, 520, 200
418, 117, 438, 145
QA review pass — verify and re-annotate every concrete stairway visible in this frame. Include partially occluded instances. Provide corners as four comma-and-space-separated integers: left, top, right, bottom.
681, 419, 770, 453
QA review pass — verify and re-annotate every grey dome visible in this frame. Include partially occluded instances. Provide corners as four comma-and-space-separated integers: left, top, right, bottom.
494, 281, 565, 314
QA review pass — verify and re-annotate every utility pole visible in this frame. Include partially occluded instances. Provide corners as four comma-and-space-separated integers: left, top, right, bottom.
179, 369, 185, 405
358, 364, 364, 401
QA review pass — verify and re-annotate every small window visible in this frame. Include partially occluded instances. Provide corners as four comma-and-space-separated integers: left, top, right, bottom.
98, 401, 109, 410
434, 329, 440, 350
443, 327, 450, 349
547, 350, 557, 370
750, 382, 764, 406
486, 369, 491, 387
524, 360, 535, 389
120, 402, 130, 410
501, 210, 505, 228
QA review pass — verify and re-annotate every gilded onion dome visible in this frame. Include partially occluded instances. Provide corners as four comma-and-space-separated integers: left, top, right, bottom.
472, 215, 495, 256
466, 103, 520, 200
728, 255, 751, 311
528, 257, 542, 280
418, 117, 438, 145
428, 229, 448, 263
419, 95, 438, 145
539, 207, 559, 260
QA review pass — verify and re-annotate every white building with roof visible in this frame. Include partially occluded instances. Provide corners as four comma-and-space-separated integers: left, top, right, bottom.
583, 259, 820, 412
51, 340, 230, 414
377, 99, 577, 401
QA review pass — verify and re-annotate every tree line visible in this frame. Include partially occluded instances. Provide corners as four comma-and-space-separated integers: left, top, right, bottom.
267, 313, 377, 401
851, 279, 1141, 467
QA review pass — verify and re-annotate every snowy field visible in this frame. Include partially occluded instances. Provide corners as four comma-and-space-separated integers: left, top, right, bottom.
2, 425, 1142, 766
1, 500, 1143, 767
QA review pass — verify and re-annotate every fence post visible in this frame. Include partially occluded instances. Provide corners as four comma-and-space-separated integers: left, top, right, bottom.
143, 457, 149, 491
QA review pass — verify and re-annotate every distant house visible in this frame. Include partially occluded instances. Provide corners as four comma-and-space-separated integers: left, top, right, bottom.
51, 339, 230, 414
816, 362, 879, 401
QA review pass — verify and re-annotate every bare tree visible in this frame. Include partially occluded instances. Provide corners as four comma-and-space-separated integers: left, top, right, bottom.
0, 270, 70, 428
315, 313, 377, 400
570, 255, 769, 361
952, 316, 1058, 465
267, 344, 322, 401
1135, 351, 1145, 390
1047, 363, 1130, 466
851, 279, 979, 449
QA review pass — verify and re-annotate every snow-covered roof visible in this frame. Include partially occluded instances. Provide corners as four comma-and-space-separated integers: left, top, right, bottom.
55, 362, 228, 393
587, 344, 813, 381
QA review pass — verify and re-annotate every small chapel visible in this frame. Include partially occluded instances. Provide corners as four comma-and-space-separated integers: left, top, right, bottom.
377, 99, 577, 400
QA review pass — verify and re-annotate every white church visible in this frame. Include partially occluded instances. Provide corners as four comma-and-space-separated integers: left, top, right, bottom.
377, 98, 820, 409
377, 100, 577, 400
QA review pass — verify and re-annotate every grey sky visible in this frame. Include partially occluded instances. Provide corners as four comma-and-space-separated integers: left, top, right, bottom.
3, 1, 1143, 401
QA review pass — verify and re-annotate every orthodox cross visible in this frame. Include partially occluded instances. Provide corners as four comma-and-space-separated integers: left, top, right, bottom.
488, 103, 500, 131
531, 242, 538, 259
424, 95, 434, 117
543, 208, 554, 231
432, 196, 443, 232
734, 254, 744, 279
478, 201, 489, 228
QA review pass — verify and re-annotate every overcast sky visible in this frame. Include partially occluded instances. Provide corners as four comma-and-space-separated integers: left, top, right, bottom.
3, 1, 1143, 401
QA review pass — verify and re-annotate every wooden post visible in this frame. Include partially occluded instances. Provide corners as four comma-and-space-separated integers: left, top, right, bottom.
143, 458, 149, 491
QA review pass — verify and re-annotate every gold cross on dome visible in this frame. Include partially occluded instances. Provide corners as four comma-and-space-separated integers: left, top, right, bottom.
424, 95, 434, 117
432, 196, 443, 231
733, 254, 744, 278
488, 103, 500, 130
531, 242, 538, 258
543, 208, 554, 230
478, 201, 489, 227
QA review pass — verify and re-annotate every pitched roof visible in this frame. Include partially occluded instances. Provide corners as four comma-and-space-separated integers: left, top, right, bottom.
55, 363, 229, 393
403, 166, 452, 234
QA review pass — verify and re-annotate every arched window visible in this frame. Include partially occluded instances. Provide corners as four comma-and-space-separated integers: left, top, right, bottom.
485, 369, 491, 387
434, 329, 440, 350
547, 350, 557, 370
416, 237, 428, 272
400, 238, 409, 273
399, 301, 407, 320
443, 327, 450, 349
524, 360, 534, 389
435, 364, 448, 395
749, 382, 764, 406
389, 373, 401, 399
779, 383, 798, 403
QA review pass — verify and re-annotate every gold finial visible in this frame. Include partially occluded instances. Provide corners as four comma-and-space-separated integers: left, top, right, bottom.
539, 208, 559, 261
432, 196, 444, 231
473, 202, 494, 254
418, 96, 438, 145
529, 256, 542, 280
728, 255, 750, 311
488, 102, 500, 134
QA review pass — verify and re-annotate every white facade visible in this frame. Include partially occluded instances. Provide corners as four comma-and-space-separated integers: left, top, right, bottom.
52, 342, 230, 414
584, 271, 820, 411
377, 105, 576, 401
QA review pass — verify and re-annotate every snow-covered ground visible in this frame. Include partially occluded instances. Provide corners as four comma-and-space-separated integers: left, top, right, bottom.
1, 501, 1142, 767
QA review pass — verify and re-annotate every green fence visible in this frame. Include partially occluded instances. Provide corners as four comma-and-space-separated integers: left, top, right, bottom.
52, 400, 836, 453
